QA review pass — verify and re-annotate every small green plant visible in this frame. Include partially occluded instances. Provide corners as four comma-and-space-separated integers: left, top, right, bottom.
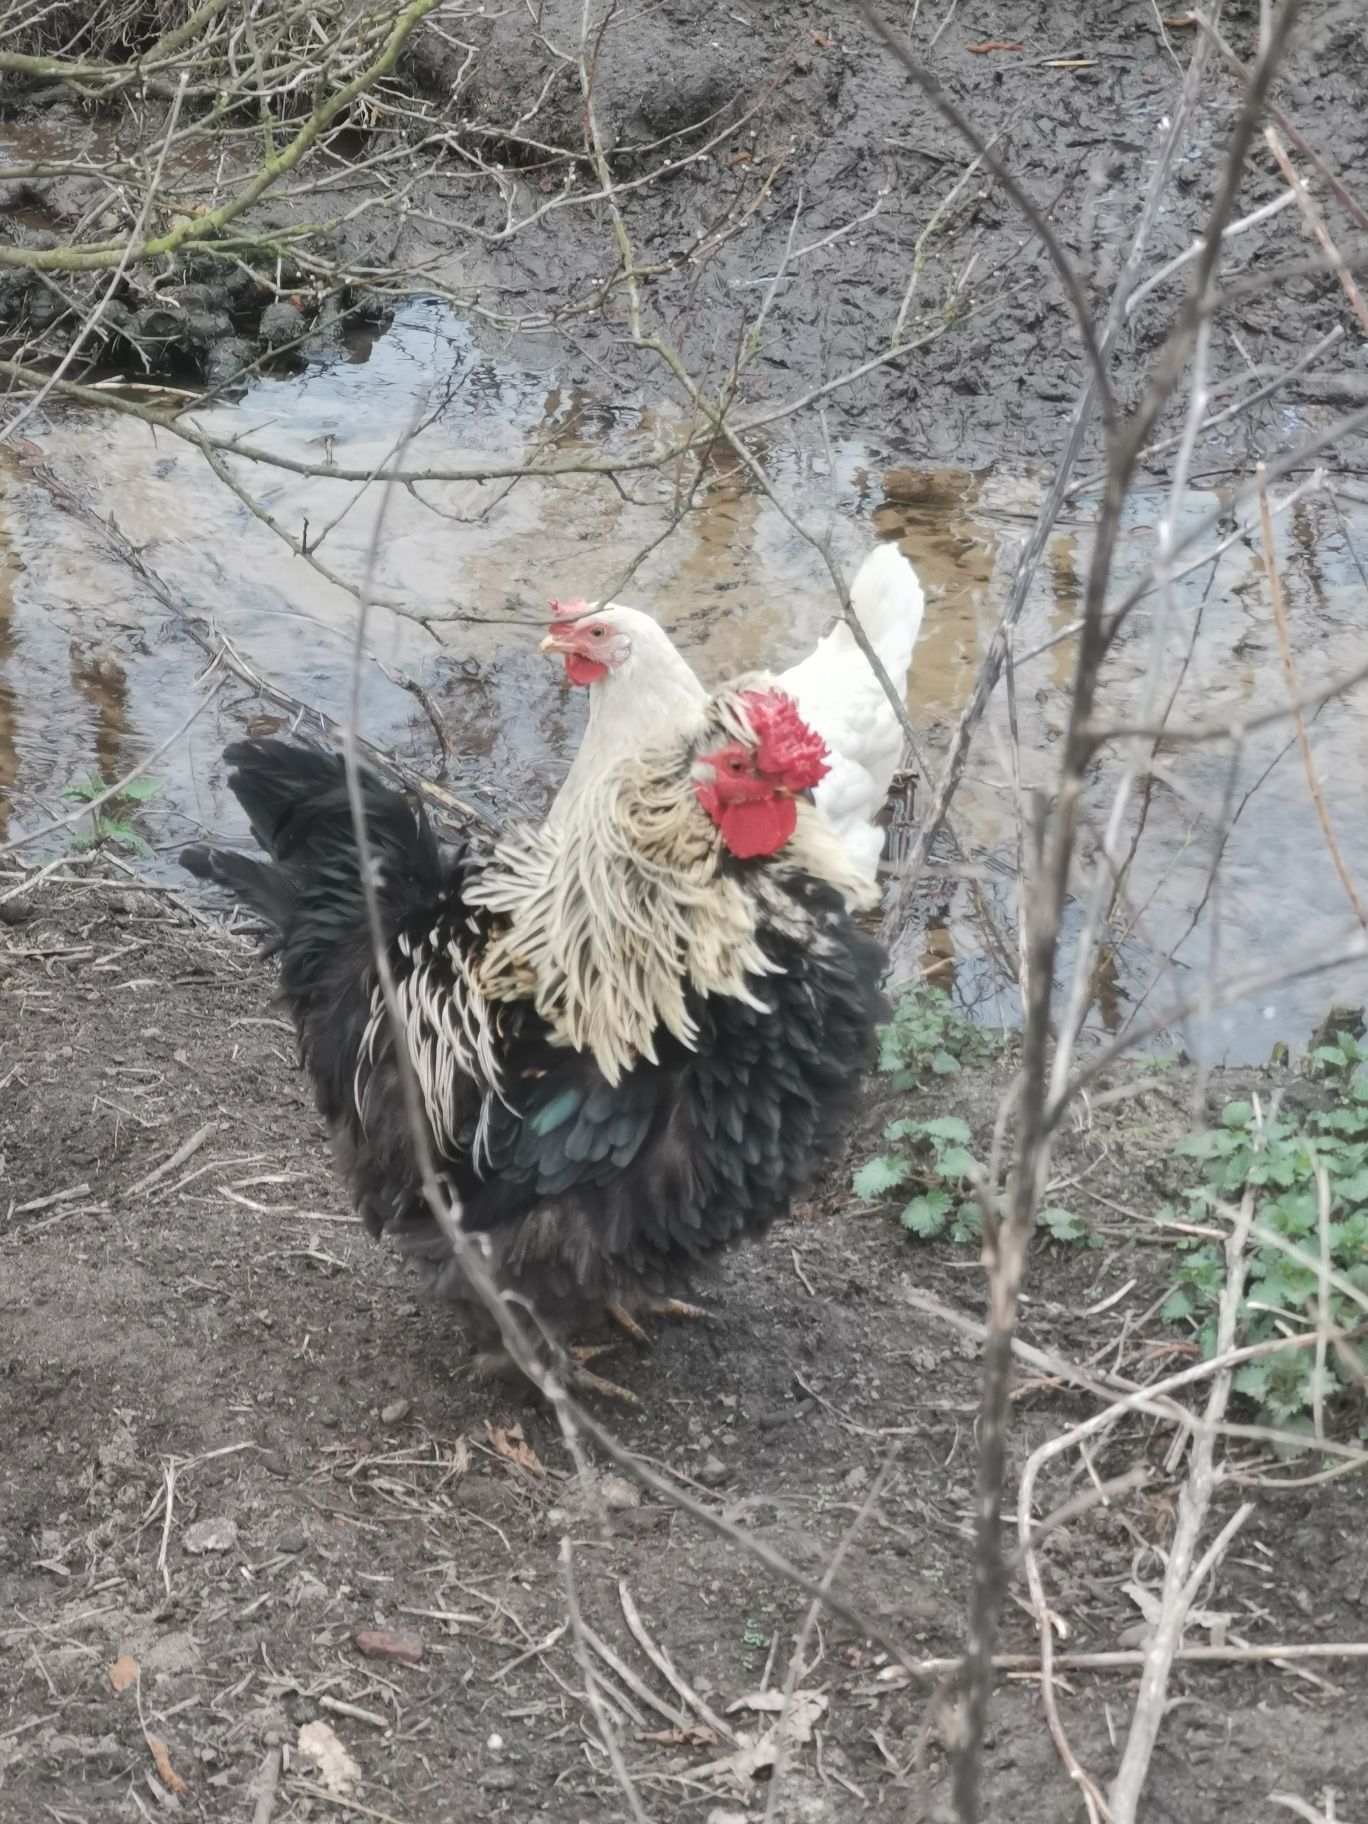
854, 986, 1082, 1245
874, 983, 994, 1088
61, 774, 160, 858
854, 1113, 984, 1241
1305, 1027, 1368, 1092
1165, 1089, 1368, 1425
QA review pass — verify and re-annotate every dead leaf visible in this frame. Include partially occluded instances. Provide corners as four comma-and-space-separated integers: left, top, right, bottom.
966, 40, 1023, 53
108, 1654, 139, 1694
297, 1720, 362, 1796
354, 1628, 425, 1666
452, 1435, 472, 1475
700, 1691, 828, 1781
147, 1735, 188, 1796
726, 1689, 790, 1714
486, 1421, 545, 1475
639, 1724, 718, 1747
810, 30, 834, 49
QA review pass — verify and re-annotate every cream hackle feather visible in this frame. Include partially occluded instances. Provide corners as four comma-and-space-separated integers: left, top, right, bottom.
471, 689, 876, 1084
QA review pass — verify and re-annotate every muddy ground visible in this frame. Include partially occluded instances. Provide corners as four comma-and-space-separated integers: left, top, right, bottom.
4, 2, 1368, 468
3, 879, 1367, 1824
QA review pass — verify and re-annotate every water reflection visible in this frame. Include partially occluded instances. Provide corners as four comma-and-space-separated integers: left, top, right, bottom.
4, 298, 1368, 1058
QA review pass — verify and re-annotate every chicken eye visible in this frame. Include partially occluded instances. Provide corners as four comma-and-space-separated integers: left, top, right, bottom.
727, 756, 745, 773
590, 626, 606, 639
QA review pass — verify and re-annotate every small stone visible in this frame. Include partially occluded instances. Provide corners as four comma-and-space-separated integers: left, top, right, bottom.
143, 1631, 200, 1676
184, 1517, 238, 1555
756, 1407, 790, 1431
696, 1455, 728, 1488
276, 1530, 306, 1555
380, 1399, 411, 1425
599, 1475, 640, 1512
259, 299, 306, 349
259, 1450, 288, 1478
354, 1628, 424, 1666
478, 1767, 516, 1791
290, 1573, 329, 1609
202, 335, 254, 389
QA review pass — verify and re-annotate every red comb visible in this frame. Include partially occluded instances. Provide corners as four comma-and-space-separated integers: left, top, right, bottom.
548, 597, 591, 621
739, 688, 829, 792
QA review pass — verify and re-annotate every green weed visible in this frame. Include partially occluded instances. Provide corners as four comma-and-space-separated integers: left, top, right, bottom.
61, 774, 160, 858
1165, 1089, 1368, 1426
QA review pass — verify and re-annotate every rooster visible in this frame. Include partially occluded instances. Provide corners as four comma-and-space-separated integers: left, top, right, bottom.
182, 686, 886, 1389
543, 542, 925, 878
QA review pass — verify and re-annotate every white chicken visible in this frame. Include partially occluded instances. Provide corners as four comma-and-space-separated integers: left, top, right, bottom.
542, 543, 925, 878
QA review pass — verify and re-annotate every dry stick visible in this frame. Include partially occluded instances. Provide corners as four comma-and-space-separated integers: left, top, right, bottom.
0, 0, 445, 275
1313, 1162, 1333, 1443
1270, 1796, 1340, 1824
1265, 129, 1368, 335
120, 1121, 217, 1202
617, 1584, 738, 1745
561, 1537, 652, 1824
1108, 1187, 1257, 1824
1255, 467, 1368, 928
250, 1746, 282, 1824
286, 1783, 409, 1824
889, 1640, 1368, 1677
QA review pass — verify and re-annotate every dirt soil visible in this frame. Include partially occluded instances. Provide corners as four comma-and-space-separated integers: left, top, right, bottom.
5, 2, 1368, 466
3, 879, 1367, 1824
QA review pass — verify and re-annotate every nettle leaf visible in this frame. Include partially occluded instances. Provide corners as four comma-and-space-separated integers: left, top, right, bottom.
1234, 1358, 1273, 1402
1175, 1129, 1226, 1160
1335, 1168, 1368, 1206
119, 777, 160, 804
951, 1203, 982, 1243
900, 1190, 952, 1238
60, 774, 106, 804
1322, 1107, 1368, 1136
1161, 1288, 1195, 1323
919, 1116, 973, 1147
936, 1145, 978, 1181
101, 821, 152, 857
930, 1049, 961, 1076
852, 1155, 911, 1202
882, 1118, 922, 1144
1039, 1207, 1085, 1243
1221, 1100, 1254, 1129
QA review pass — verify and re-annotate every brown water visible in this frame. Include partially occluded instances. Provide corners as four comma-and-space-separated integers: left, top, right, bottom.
4, 297, 1368, 1061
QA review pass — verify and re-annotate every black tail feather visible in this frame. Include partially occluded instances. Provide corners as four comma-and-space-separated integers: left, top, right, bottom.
180, 842, 294, 932
220, 739, 436, 881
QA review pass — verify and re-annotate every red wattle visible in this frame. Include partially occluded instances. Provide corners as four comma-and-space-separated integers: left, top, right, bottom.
719, 795, 797, 859
565, 653, 609, 686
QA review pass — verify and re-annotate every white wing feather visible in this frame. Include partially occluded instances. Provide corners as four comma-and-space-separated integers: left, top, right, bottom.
777, 545, 924, 872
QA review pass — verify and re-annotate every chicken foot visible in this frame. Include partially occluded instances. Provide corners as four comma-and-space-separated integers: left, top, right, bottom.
567, 1343, 640, 1406
606, 1297, 711, 1345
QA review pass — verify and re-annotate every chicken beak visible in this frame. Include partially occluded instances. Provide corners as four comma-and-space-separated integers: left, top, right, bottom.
539, 632, 573, 655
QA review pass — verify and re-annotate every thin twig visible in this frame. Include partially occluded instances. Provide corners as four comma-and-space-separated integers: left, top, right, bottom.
1255, 465, 1367, 928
